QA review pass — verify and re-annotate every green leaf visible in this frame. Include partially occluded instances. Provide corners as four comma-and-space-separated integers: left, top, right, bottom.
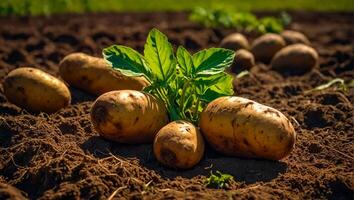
144, 28, 176, 82
205, 171, 234, 189
200, 73, 234, 102
193, 48, 235, 76
103, 45, 152, 80
177, 46, 194, 76
194, 72, 226, 86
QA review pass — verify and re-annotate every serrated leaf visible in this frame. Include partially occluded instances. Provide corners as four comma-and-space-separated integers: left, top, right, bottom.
193, 48, 235, 76
103, 45, 152, 81
177, 46, 194, 76
144, 28, 176, 83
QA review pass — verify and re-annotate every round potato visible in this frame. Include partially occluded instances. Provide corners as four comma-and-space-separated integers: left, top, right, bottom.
153, 120, 205, 169
59, 53, 149, 96
220, 33, 250, 51
281, 30, 310, 45
271, 44, 318, 74
200, 96, 296, 160
91, 90, 169, 144
230, 49, 255, 73
251, 33, 286, 63
3, 67, 71, 113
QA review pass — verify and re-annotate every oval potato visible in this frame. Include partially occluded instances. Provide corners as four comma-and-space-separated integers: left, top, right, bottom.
220, 33, 250, 51
200, 96, 296, 160
153, 120, 205, 169
271, 44, 318, 74
230, 49, 255, 73
59, 53, 149, 96
91, 90, 169, 144
251, 33, 286, 63
3, 67, 71, 113
281, 30, 310, 45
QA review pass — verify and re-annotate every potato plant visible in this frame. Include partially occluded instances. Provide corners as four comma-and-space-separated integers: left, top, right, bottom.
103, 28, 235, 124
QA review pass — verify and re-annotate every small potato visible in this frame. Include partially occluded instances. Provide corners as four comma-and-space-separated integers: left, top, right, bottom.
230, 49, 255, 73
220, 33, 250, 51
153, 120, 205, 169
251, 33, 286, 63
91, 90, 169, 144
281, 30, 310, 45
3, 67, 71, 113
271, 44, 318, 74
200, 96, 296, 160
59, 53, 149, 96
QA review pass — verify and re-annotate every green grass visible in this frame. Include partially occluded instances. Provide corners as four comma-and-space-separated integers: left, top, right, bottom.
1, 0, 353, 16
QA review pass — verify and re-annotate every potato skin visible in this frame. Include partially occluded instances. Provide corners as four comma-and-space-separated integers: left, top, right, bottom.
220, 33, 250, 51
153, 120, 205, 169
3, 67, 71, 113
200, 96, 296, 160
251, 33, 286, 63
59, 53, 149, 96
90, 90, 169, 144
271, 44, 318, 74
281, 30, 310, 45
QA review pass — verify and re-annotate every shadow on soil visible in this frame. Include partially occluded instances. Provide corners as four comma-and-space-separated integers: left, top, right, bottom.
81, 136, 287, 184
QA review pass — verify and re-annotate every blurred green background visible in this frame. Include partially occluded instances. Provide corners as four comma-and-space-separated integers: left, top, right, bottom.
1, 0, 354, 16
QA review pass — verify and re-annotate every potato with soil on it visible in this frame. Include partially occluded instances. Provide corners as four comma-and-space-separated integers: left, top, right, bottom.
3, 67, 71, 113
220, 33, 250, 51
91, 90, 169, 144
59, 52, 149, 96
251, 33, 286, 63
199, 96, 296, 160
271, 44, 318, 74
281, 30, 310, 45
153, 120, 205, 169
229, 49, 255, 73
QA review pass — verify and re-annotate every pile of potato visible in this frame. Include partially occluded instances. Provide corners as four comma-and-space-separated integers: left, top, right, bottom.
221, 30, 318, 74
2, 30, 310, 170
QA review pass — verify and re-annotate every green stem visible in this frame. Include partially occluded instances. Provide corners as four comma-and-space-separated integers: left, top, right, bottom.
180, 79, 191, 112
194, 97, 200, 122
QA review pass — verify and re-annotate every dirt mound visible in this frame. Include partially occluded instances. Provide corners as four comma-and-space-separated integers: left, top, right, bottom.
0, 11, 353, 199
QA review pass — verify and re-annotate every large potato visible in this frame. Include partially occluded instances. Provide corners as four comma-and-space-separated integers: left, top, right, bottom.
90, 90, 169, 144
59, 53, 149, 96
271, 44, 318, 74
281, 30, 310, 45
251, 33, 286, 63
153, 120, 205, 169
3, 67, 71, 113
200, 96, 296, 160
220, 33, 250, 51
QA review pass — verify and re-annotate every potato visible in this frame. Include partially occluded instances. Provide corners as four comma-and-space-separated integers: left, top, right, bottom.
3, 67, 71, 113
90, 90, 169, 144
200, 96, 296, 160
281, 30, 310, 45
153, 120, 205, 169
271, 44, 318, 74
59, 53, 149, 96
251, 33, 286, 63
220, 33, 250, 51
230, 49, 255, 73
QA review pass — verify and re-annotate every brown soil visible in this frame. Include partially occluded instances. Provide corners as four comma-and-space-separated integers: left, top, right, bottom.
0, 11, 353, 200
